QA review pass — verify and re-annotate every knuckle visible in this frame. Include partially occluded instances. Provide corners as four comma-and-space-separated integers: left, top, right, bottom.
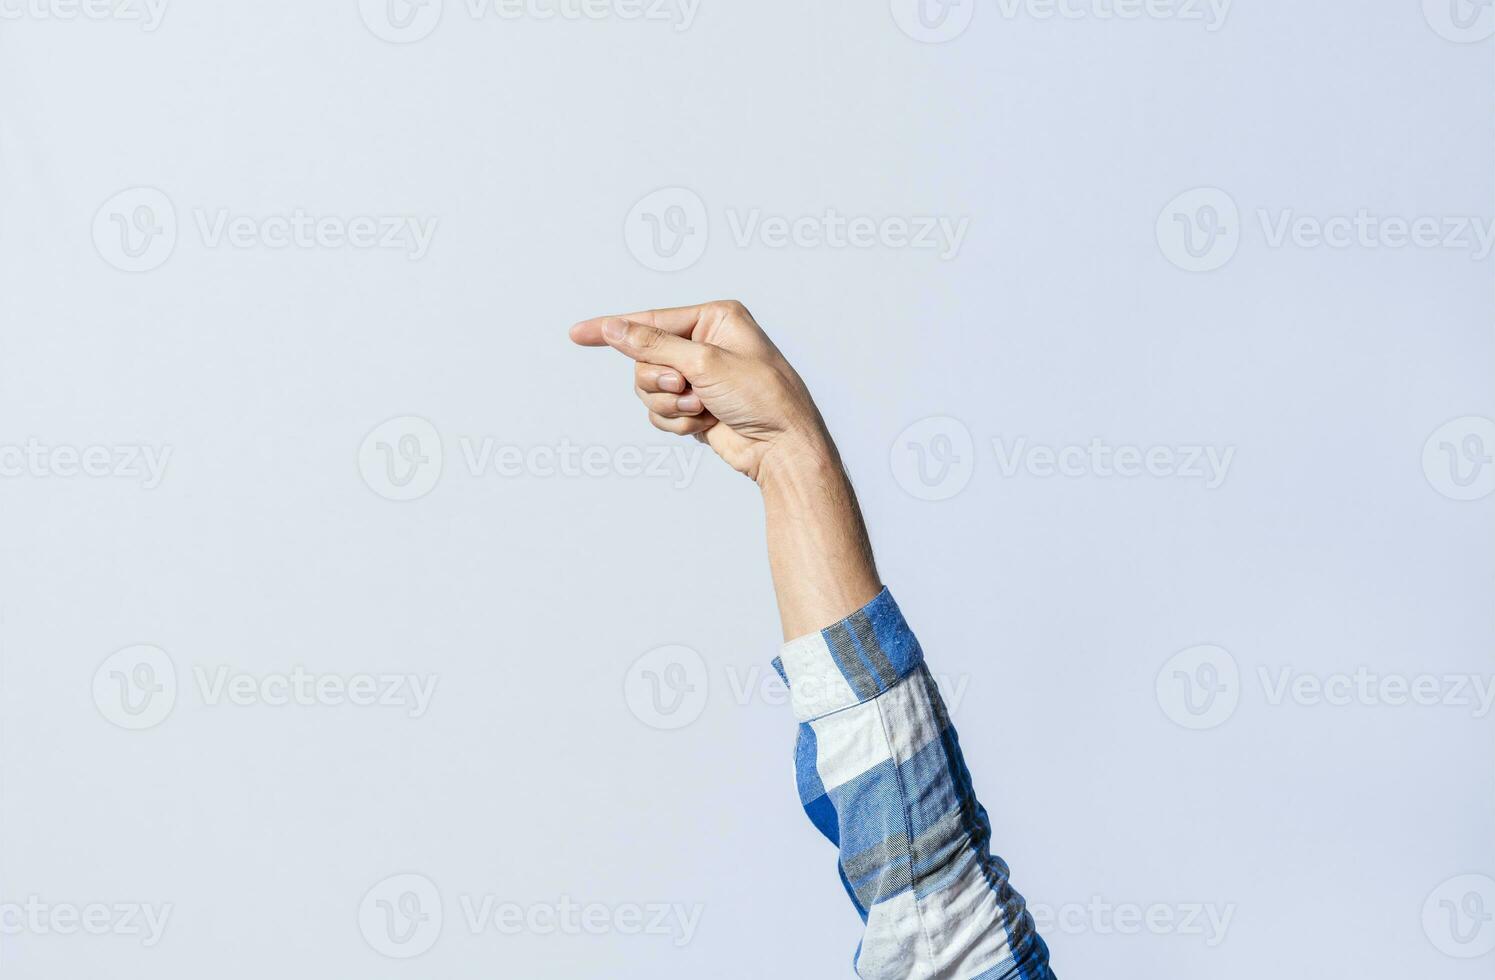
695, 344, 724, 373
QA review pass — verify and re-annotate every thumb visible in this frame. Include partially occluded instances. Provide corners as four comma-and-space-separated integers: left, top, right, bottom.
599, 317, 717, 379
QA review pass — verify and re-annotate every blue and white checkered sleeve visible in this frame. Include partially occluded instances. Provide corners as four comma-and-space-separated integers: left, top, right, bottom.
771, 588, 1055, 980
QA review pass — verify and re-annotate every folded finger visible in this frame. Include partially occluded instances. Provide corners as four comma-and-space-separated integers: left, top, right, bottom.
637, 389, 703, 418
635, 362, 686, 395
648, 411, 716, 437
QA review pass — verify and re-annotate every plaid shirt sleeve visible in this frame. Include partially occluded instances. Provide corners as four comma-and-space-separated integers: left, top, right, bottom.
772, 588, 1055, 980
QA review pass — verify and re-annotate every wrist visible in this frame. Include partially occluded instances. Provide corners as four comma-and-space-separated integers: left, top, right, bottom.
756, 428, 842, 500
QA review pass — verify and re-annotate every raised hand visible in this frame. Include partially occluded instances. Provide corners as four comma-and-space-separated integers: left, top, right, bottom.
569, 300, 833, 483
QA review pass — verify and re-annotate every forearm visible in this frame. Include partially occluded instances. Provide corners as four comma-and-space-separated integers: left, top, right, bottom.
762, 441, 1054, 979
757, 433, 883, 640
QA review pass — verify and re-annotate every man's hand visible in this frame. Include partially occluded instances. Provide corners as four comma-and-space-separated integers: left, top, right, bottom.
568, 300, 833, 484
570, 299, 880, 638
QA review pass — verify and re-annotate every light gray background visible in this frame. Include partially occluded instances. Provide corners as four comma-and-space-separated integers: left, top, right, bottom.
1, 0, 1491, 977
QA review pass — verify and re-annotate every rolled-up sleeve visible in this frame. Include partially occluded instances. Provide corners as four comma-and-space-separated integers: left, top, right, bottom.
772, 589, 1055, 980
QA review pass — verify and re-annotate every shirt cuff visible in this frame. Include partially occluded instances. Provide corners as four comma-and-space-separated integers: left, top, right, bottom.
770, 588, 925, 723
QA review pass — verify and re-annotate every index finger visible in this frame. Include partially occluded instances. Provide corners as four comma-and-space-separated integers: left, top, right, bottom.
569, 304, 707, 346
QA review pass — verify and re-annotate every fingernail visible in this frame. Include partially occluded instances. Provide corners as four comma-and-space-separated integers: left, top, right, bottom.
659, 373, 682, 392
677, 394, 702, 414
602, 319, 626, 343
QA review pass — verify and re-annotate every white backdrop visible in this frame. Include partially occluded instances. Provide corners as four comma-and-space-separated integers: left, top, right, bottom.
0, 1, 1491, 977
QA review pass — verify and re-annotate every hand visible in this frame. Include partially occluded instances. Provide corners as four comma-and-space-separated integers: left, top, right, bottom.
571, 299, 878, 637
569, 300, 834, 484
